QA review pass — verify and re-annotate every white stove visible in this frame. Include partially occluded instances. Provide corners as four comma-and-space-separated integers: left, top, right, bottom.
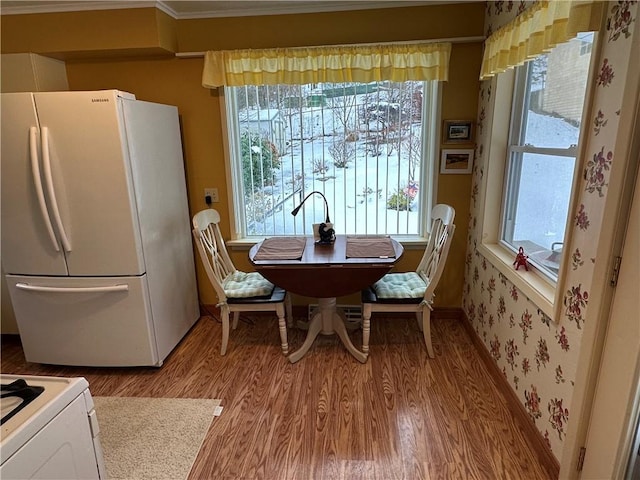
0, 375, 106, 479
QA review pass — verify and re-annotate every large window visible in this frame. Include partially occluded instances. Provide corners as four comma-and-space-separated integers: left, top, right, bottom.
225, 81, 438, 238
501, 33, 594, 280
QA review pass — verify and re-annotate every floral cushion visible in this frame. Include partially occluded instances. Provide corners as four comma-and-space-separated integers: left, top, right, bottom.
223, 271, 275, 298
373, 272, 426, 299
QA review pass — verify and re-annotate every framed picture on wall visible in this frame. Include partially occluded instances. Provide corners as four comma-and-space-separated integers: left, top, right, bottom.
440, 149, 474, 174
443, 120, 474, 143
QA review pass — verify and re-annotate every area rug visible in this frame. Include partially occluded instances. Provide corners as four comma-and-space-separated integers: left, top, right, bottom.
93, 397, 221, 480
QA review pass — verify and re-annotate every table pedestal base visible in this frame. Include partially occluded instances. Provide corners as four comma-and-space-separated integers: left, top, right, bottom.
288, 298, 367, 364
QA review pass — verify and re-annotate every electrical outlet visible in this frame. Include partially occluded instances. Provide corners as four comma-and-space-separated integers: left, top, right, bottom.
204, 188, 219, 203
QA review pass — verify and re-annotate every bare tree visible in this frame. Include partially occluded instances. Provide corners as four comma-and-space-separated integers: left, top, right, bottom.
328, 89, 358, 136
401, 131, 422, 182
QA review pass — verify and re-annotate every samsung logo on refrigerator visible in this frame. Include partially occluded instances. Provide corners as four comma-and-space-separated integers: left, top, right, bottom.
91, 98, 110, 103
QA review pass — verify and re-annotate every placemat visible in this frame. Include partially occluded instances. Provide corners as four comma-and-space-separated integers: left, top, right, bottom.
254, 236, 307, 260
346, 236, 396, 258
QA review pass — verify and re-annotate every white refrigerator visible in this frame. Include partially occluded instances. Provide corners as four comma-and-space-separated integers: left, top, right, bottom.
1, 90, 200, 367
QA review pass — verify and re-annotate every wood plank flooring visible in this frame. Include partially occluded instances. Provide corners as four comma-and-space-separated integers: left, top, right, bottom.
1, 313, 557, 479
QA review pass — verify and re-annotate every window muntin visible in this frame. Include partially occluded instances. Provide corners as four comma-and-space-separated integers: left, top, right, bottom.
225, 81, 437, 238
501, 33, 594, 280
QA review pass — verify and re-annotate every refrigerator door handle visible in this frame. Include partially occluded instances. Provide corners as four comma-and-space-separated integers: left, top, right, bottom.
15, 283, 129, 293
29, 127, 60, 252
41, 126, 72, 252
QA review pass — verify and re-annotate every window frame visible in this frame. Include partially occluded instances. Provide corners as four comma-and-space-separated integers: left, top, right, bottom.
499, 60, 581, 283
476, 32, 600, 321
220, 81, 442, 245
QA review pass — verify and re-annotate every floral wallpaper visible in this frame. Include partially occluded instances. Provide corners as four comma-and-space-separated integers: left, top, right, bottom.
464, 1, 638, 461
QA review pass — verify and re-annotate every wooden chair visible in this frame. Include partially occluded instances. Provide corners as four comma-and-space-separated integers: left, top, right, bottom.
361, 204, 456, 358
192, 209, 291, 356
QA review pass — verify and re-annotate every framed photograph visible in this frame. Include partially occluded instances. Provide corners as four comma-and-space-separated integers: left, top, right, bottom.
440, 149, 474, 174
443, 120, 474, 143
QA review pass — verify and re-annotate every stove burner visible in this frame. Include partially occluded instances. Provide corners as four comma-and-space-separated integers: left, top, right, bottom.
1, 379, 44, 425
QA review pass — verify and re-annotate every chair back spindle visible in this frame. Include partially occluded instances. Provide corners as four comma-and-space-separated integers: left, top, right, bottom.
417, 208, 456, 305
192, 209, 237, 304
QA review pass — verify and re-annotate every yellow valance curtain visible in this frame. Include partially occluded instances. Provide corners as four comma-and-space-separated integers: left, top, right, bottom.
202, 42, 452, 88
480, 0, 604, 80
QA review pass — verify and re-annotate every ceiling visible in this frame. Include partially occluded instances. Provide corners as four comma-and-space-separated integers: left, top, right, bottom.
0, 0, 442, 18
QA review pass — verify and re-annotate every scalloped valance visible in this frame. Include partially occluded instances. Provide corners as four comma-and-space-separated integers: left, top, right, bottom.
480, 0, 604, 80
202, 42, 452, 88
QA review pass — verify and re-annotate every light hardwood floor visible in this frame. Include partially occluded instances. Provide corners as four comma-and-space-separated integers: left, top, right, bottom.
1, 313, 557, 479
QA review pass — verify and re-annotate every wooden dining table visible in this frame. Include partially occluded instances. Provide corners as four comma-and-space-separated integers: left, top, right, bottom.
249, 235, 404, 363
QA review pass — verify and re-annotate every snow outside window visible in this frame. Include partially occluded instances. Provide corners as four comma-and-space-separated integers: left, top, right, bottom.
501, 33, 594, 281
224, 81, 438, 239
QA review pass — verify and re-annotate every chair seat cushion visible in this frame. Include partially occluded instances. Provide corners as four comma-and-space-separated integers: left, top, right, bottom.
227, 286, 286, 304
223, 271, 275, 298
361, 286, 423, 305
372, 272, 426, 299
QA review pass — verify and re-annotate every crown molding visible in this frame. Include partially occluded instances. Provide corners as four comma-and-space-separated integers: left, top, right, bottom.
0, 0, 444, 19
165, 1, 439, 20
0, 1, 162, 15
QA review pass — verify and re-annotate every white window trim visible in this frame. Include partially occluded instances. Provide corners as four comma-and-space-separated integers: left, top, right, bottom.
220, 89, 241, 241
477, 37, 600, 321
219, 81, 442, 247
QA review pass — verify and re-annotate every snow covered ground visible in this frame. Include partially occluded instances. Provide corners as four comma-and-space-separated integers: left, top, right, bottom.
244, 97, 423, 237
512, 110, 580, 251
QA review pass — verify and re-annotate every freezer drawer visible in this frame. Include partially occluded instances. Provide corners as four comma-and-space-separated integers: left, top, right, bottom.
6, 274, 160, 366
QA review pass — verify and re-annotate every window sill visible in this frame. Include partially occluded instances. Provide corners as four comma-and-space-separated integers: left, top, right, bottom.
478, 243, 556, 320
227, 239, 261, 251
228, 235, 429, 251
